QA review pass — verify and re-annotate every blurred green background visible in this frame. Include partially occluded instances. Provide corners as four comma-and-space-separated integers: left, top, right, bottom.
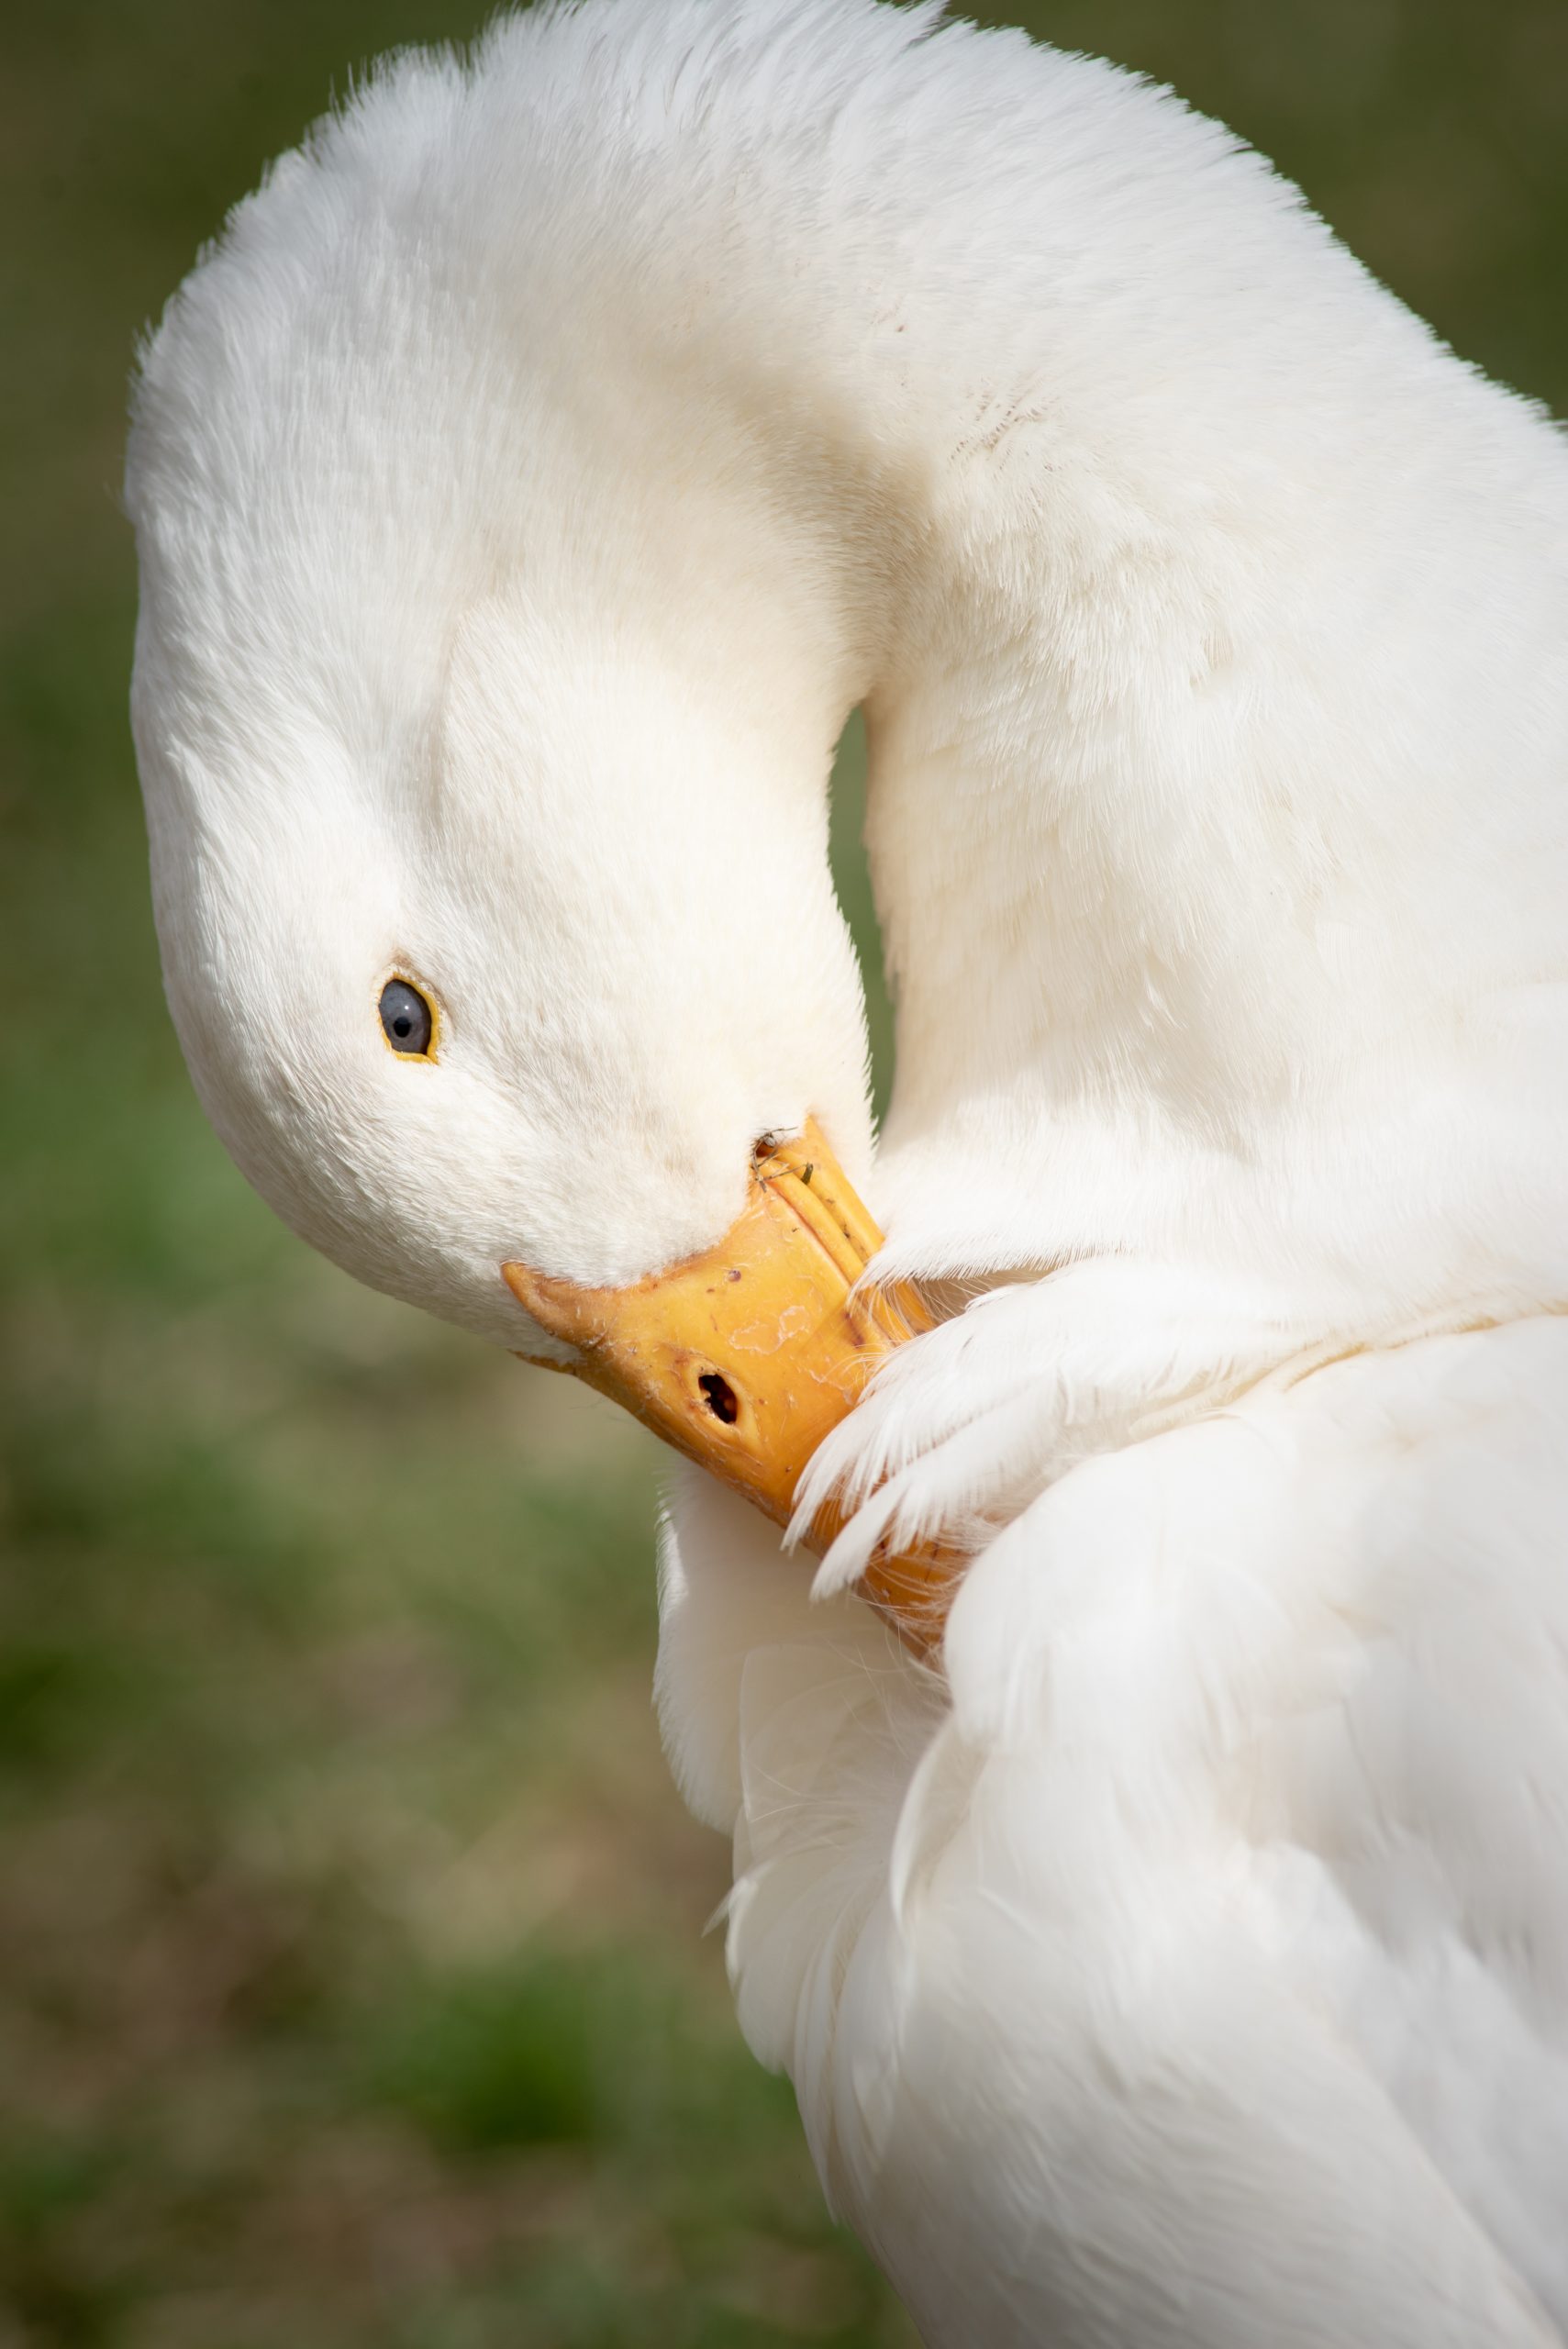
3, 1, 1564, 2341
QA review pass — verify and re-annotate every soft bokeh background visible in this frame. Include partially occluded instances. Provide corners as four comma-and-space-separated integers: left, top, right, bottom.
4, 1, 1564, 2341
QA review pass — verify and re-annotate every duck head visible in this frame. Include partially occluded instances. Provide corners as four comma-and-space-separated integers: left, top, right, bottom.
121, 97, 967, 1633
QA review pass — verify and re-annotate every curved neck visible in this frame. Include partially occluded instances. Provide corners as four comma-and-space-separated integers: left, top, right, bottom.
508, 12, 1565, 1307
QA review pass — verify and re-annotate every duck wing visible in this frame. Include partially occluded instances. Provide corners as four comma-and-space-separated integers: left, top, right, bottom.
667, 1318, 1568, 2343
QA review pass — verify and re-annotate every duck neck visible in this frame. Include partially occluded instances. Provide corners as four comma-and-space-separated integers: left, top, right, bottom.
528, 9, 1568, 1304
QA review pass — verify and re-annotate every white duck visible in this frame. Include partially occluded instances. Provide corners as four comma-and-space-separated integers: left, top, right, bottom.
126, 1, 1568, 2340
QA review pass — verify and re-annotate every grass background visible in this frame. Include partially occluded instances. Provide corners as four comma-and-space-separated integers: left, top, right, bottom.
3, 1, 1564, 2341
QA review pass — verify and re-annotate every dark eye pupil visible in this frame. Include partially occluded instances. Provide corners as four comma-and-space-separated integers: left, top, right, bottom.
379, 980, 433, 1055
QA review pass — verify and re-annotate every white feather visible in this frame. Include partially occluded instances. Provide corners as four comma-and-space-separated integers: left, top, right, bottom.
127, 2, 1568, 2337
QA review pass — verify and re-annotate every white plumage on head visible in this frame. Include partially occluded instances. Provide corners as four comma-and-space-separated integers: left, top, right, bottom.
128, 4, 1568, 2340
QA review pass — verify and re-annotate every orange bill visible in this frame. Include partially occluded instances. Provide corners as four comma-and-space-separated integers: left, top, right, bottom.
503, 1120, 959, 1654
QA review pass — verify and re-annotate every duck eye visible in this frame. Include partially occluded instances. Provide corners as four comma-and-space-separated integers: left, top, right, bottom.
379, 978, 434, 1056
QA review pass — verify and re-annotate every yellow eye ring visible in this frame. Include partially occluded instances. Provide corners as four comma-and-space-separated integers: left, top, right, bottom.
378, 974, 439, 1060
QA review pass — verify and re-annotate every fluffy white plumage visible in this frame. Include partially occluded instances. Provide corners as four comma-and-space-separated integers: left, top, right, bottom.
127, 3, 1568, 2339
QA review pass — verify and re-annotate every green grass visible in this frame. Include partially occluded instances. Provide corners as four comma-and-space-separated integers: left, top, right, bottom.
3, 0, 1563, 2341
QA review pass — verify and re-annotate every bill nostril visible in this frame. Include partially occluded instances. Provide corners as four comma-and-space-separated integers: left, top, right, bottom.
697, 1371, 740, 1425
